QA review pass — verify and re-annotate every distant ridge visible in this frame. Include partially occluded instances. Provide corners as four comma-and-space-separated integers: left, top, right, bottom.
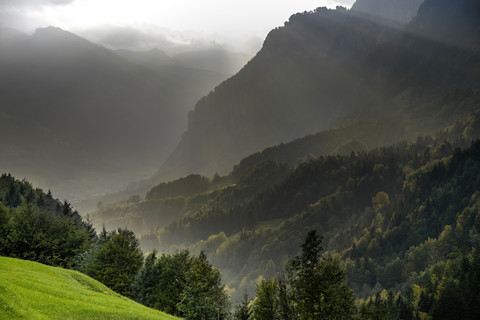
0, 26, 228, 202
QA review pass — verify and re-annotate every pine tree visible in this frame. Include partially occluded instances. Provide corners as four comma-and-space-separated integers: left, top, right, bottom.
178, 251, 229, 320
277, 273, 294, 320
253, 278, 278, 320
233, 291, 252, 320
288, 230, 355, 320
131, 250, 160, 308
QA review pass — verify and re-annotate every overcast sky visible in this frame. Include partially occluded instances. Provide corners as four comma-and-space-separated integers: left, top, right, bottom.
0, 0, 356, 53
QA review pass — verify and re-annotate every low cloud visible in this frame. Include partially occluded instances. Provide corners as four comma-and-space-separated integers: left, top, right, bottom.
78, 25, 228, 54
0, 0, 76, 7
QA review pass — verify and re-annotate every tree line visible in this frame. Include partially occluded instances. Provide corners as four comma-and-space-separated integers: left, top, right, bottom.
2, 140, 480, 319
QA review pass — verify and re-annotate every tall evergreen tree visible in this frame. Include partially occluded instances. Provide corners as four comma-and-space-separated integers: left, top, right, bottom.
131, 250, 161, 308
276, 272, 295, 320
288, 230, 355, 320
178, 251, 229, 320
233, 291, 252, 320
253, 278, 278, 320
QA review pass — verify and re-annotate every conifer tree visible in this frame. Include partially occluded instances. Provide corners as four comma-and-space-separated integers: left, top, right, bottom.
287, 230, 355, 320
178, 251, 229, 320
253, 278, 278, 320
131, 250, 160, 307
233, 291, 252, 320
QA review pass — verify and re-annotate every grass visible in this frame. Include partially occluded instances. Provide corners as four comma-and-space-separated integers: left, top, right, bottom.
0, 256, 180, 320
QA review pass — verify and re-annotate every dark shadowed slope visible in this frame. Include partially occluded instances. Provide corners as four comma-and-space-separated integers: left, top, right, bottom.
0, 27, 225, 201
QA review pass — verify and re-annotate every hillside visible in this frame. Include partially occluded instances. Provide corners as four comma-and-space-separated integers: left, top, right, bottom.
0, 256, 178, 320
91, 110, 480, 305
89, 117, 407, 235
0, 173, 96, 268
151, 0, 480, 184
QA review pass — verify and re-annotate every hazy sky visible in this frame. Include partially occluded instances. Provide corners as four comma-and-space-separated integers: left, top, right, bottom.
0, 0, 356, 53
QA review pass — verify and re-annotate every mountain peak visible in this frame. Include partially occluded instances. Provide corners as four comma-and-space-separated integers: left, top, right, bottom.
33, 26, 87, 44
34, 26, 66, 35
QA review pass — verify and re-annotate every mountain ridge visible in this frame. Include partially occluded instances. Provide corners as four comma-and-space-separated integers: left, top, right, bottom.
151, 0, 480, 186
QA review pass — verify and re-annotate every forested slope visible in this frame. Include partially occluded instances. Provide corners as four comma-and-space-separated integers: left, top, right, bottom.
89, 0, 480, 309
91, 110, 480, 304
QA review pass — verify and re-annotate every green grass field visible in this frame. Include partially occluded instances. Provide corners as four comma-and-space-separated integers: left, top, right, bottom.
0, 256, 180, 319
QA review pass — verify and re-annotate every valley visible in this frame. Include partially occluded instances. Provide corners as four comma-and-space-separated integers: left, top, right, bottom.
1, 0, 480, 319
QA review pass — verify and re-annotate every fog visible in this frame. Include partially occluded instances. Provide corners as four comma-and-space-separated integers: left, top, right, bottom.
0, 0, 355, 54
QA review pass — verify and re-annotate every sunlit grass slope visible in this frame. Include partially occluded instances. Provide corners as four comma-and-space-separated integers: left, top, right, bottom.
0, 256, 179, 320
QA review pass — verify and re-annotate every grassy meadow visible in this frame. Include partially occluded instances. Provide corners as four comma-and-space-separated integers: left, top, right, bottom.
0, 256, 179, 320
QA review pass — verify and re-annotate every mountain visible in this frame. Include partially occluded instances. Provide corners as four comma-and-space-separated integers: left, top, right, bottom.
153, 8, 391, 181
90, 0, 480, 304
351, 0, 424, 23
151, 0, 480, 184
0, 256, 178, 319
0, 27, 225, 202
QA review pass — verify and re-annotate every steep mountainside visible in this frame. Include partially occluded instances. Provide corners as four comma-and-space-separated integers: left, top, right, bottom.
153, 7, 399, 181
152, 0, 480, 184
